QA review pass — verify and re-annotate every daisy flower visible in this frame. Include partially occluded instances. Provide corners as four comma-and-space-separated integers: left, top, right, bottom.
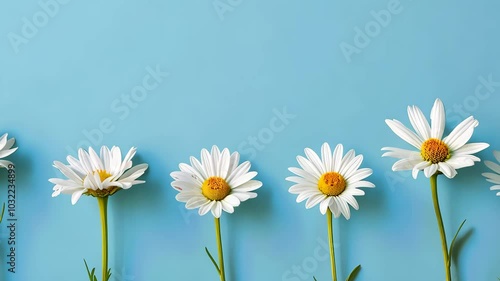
49, 146, 148, 205
0, 133, 18, 168
171, 145, 262, 218
483, 151, 500, 196
382, 98, 489, 179
286, 142, 374, 219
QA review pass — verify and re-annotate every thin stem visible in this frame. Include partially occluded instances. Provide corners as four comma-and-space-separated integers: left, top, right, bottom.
430, 174, 451, 281
215, 217, 226, 281
98, 197, 109, 281
327, 209, 337, 281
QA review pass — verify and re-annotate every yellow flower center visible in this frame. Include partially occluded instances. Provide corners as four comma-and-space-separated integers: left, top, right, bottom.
202, 177, 231, 201
84, 170, 121, 198
421, 138, 450, 164
318, 172, 346, 196
96, 170, 112, 182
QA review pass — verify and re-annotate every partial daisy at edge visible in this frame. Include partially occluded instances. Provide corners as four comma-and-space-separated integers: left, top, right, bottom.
286, 142, 375, 220
0, 133, 18, 168
483, 150, 500, 195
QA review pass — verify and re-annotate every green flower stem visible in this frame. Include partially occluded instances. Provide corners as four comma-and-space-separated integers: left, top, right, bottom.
327, 209, 337, 281
97, 197, 109, 281
215, 217, 226, 281
430, 174, 451, 281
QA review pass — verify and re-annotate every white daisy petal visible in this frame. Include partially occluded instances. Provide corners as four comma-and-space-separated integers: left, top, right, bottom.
212, 201, 223, 218
179, 163, 204, 185
201, 149, 215, 177
494, 151, 500, 163
438, 162, 457, 179
221, 200, 235, 214
190, 157, 208, 180
319, 197, 332, 214
407, 105, 431, 140
288, 167, 318, 183
443, 116, 477, 150
229, 171, 258, 188
186, 196, 209, 209
289, 184, 315, 194
224, 194, 241, 206
483, 173, 500, 183
297, 190, 319, 203
453, 143, 489, 156
430, 99, 445, 139
381, 147, 421, 159
346, 168, 373, 183
227, 152, 240, 175
297, 156, 322, 178
385, 119, 424, 149
199, 201, 215, 216
392, 158, 424, 171
331, 144, 344, 172
412, 161, 430, 179
232, 180, 262, 192
340, 154, 363, 178
71, 189, 86, 205
340, 194, 359, 210
305, 194, 326, 209
219, 149, 231, 179
347, 180, 375, 189
485, 161, 500, 174
424, 164, 438, 178
304, 148, 325, 174
321, 143, 333, 172
227, 161, 251, 184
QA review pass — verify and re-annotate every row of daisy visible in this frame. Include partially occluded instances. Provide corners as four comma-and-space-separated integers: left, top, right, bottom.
0, 98, 498, 281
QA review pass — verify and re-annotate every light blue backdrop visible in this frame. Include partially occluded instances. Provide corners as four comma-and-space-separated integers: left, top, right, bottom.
1, 0, 499, 280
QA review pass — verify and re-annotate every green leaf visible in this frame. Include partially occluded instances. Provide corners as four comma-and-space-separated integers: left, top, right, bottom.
448, 219, 466, 261
83, 259, 98, 281
205, 247, 220, 274
107, 268, 112, 280
313, 277, 318, 281
345, 265, 361, 281
0, 202, 5, 223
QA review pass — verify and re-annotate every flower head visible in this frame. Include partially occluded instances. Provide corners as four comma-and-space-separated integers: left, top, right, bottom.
286, 143, 374, 219
382, 98, 489, 179
483, 151, 500, 196
0, 133, 18, 168
49, 146, 148, 204
171, 145, 262, 218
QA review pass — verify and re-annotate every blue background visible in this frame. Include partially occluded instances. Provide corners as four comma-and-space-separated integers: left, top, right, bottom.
1, 0, 499, 280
